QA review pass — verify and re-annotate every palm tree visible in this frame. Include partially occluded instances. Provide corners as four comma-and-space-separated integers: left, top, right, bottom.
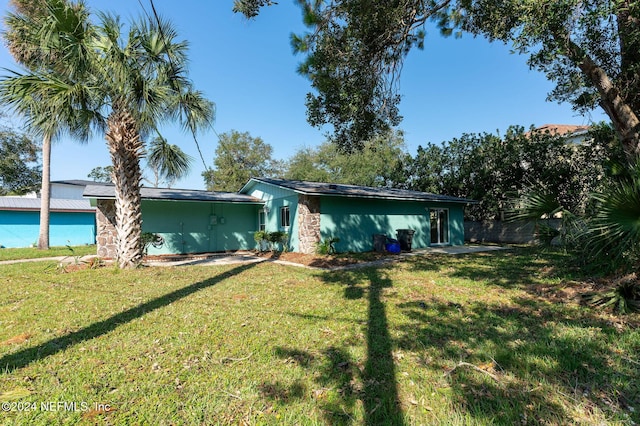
92, 14, 214, 268
582, 163, 640, 273
1, 2, 214, 268
144, 135, 193, 188
2, 0, 98, 250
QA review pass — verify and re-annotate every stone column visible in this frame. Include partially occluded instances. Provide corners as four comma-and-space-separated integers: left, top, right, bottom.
96, 199, 117, 259
297, 195, 321, 254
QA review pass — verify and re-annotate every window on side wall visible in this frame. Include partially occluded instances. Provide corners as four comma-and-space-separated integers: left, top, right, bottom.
280, 206, 290, 229
258, 209, 266, 231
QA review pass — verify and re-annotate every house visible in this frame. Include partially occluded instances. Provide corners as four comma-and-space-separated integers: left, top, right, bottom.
0, 180, 106, 248
48, 180, 107, 200
84, 178, 475, 258
239, 178, 474, 253
0, 197, 96, 248
84, 185, 264, 258
529, 124, 591, 145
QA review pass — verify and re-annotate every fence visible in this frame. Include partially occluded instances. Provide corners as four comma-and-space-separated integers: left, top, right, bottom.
464, 220, 562, 244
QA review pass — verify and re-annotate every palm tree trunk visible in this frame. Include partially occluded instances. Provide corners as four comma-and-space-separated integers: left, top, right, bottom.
37, 133, 51, 250
105, 109, 144, 269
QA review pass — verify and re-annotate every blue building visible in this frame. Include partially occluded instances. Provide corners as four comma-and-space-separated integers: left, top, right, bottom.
0, 180, 103, 248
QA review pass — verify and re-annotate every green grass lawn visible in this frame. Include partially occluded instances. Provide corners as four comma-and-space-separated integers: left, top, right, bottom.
0, 248, 638, 425
0, 245, 96, 262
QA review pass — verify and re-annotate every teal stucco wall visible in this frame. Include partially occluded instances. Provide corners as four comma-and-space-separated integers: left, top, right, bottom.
244, 180, 468, 253
320, 197, 465, 253
140, 200, 259, 254
244, 182, 299, 252
0, 210, 96, 248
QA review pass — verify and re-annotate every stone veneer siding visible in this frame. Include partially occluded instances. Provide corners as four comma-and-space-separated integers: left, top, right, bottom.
297, 195, 321, 254
96, 199, 117, 259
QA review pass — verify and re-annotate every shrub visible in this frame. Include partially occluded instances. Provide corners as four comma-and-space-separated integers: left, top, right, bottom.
254, 231, 289, 252
141, 232, 164, 255
316, 237, 340, 255
254, 231, 269, 252
582, 277, 640, 314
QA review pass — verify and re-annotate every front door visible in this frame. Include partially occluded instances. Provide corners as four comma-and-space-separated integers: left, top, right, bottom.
430, 208, 449, 245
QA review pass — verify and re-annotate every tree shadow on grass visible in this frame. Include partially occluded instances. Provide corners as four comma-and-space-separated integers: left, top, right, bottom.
270, 346, 359, 425
395, 294, 639, 424
401, 248, 639, 423
268, 266, 405, 425
0, 263, 256, 373
274, 249, 638, 424
408, 247, 584, 291
319, 267, 405, 424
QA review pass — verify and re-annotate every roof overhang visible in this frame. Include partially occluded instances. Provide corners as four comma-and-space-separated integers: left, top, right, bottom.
241, 177, 478, 205
83, 185, 264, 205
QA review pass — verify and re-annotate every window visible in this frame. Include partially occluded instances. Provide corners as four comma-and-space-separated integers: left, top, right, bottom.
258, 209, 266, 231
429, 208, 449, 245
280, 206, 290, 228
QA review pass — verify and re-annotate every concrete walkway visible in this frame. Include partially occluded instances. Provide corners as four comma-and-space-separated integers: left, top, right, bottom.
144, 244, 509, 270
143, 252, 267, 267
0, 245, 509, 269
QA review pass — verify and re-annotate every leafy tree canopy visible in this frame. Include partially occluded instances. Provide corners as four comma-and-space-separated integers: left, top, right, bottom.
285, 130, 410, 187
88, 136, 193, 187
87, 165, 113, 183
203, 130, 283, 192
408, 124, 619, 220
0, 121, 41, 195
235, 1, 640, 158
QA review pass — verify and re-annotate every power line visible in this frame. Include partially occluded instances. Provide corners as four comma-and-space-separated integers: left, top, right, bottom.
142, 0, 211, 173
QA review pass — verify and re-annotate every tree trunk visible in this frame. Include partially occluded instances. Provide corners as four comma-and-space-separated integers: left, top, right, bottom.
37, 133, 51, 250
105, 109, 144, 269
565, 38, 640, 161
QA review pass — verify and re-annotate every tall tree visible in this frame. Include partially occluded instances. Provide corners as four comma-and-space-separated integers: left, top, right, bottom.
409, 125, 615, 220
3, 0, 97, 250
285, 130, 410, 187
88, 166, 113, 183
0, 121, 41, 195
235, 1, 640, 159
1, 2, 214, 268
204, 130, 282, 192
88, 137, 193, 188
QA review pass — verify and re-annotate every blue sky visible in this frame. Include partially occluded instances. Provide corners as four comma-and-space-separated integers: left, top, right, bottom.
0, 0, 607, 190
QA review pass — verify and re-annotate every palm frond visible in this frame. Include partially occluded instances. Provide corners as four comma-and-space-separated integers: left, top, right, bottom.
507, 190, 564, 223
582, 172, 640, 270
177, 89, 215, 135
146, 135, 193, 182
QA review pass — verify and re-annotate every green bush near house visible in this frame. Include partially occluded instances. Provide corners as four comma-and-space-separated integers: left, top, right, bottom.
316, 236, 340, 255
254, 230, 289, 252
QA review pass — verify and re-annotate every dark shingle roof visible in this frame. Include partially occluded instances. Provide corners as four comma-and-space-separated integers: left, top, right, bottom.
246, 178, 477, 204
0, 197, 94, 212
83, 185, 264, 204
52, 180, 112, 187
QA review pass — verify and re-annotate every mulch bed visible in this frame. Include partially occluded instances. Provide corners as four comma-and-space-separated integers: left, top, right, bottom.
253, 250, 397, 268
